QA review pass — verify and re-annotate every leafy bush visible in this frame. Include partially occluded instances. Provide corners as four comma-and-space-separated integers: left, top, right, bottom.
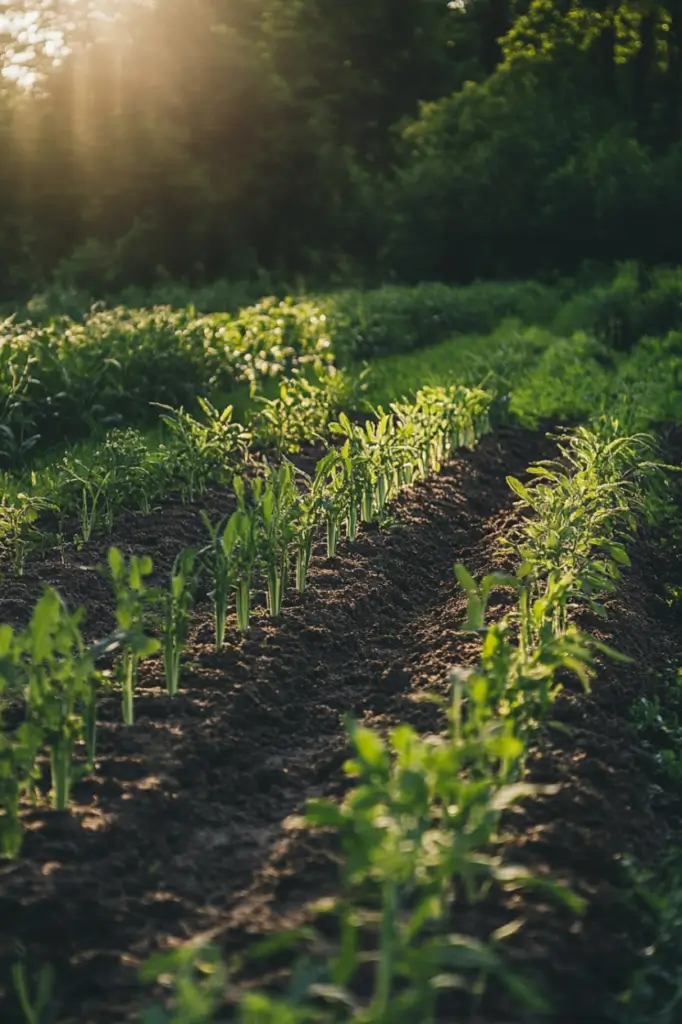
0, 298, 333, 459
322, 280, 561, 361
553, 263, 682, 349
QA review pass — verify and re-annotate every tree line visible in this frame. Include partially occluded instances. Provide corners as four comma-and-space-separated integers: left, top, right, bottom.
1, 0, 681, 300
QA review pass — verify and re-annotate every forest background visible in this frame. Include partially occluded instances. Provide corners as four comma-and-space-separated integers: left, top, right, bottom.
0, 0, 680, 302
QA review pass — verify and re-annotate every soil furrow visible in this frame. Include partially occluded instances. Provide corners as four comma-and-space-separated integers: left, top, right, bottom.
0, 425, 550, 1024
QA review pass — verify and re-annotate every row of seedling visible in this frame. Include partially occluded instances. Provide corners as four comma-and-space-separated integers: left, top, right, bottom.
200, 385, 493, 644
0, 364, 362, 573
139, 420, 667, 1022
0, 386, 493, 860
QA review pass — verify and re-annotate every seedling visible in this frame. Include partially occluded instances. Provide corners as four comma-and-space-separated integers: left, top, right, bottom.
163, 549, 199, 696
260, 463, 298, 619
224, 476, 261, 633
108, 547, 161, 725
157, 399, 251, 502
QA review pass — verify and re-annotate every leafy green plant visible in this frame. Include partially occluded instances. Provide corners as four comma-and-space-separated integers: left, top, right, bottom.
22, 590, 97, 811
260, 463, 299, 619
56, 456, 115, 543
228, 478, 262, 632
0, 664, 42, 857
293, 483, 321, 596
157, 399, 251, 503
0, 588, 99, 833
11, 963, 55, 1024
202, 513, 233, 652
250, 367, 361, 455
108, 547, 161, 725
503, 424, 661, 633
0, 491, 55, 574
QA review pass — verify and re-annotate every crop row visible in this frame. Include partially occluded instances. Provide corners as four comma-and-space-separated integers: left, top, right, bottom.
0, 383, 492, 857
0, 367, 361, 572
136, 420, 667, 1022
0, 297, 336, 465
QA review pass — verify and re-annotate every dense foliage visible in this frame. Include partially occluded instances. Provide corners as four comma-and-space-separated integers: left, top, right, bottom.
2, 0, 682, 298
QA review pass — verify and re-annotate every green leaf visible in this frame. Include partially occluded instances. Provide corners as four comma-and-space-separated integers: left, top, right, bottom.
506, 476, 533, 502
108, 546, 123, 576
304, 799, 345, 828
351, 726, 387, 771
609, 543, 631, 567
454, 563, 477, 593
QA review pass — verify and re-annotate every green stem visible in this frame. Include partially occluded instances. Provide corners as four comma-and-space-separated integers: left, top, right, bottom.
346, 503, 358, 542
235, 578, 251, 632
267, 566, 284, 619
361, 486, 373, 523
84, 689, 97, 766
326, 516, 339, 557
296, 534, 312, 594
214, 573, 229, 651
50, 743, 72, 812
374, 881, 397, 1014
122, 649, 136, 725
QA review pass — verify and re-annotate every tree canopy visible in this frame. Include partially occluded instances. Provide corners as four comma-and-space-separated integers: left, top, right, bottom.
0, 0, 681, 298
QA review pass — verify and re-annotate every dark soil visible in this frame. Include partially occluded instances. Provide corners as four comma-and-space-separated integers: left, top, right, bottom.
0, 426, 551, 1023
1, 425, 681, 1024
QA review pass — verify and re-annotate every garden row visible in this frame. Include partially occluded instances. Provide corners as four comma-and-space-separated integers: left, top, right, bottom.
6, 261, 682, 467
3, 296, 682, 578
134, 417, 671, 1023
1, 290, 682, 1021
0, 383, 492, 857
3, 403, 679, 1022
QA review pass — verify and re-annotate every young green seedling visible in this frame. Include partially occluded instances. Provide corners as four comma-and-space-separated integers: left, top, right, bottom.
108, 547, 161, 725
260, 462, 298, 619
164, 548, 199, 696
225, 475, 261, 632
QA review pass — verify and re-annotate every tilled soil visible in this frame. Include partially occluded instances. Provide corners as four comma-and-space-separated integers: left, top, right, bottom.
1, 424, 681, 1024
0, 426, 551, 1023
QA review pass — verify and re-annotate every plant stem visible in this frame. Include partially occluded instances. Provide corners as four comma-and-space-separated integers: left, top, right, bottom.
84, 690, 97, 765
122, 649, 136, 725
235, 578, 251, 632
50, 743, 71, 812
296, 534, 312, 594
326, 516, 339, 557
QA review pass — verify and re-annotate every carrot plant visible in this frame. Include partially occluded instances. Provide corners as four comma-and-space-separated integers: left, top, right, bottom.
108, 547, 160, 724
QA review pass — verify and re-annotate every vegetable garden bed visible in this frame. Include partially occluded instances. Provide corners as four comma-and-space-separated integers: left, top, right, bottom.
0, 425, 546, 1022
0, 424, 681, 1023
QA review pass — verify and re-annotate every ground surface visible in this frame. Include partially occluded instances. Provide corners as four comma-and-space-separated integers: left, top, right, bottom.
1, 425, 681, 1023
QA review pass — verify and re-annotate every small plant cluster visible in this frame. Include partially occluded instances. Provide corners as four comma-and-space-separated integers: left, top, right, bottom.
317, 385, 491, 556
0, 542, 202, 855
139, 419, 661, 1022
250, 366, 366, 456
0, 589, 101, 856
0, 404, 250, 566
